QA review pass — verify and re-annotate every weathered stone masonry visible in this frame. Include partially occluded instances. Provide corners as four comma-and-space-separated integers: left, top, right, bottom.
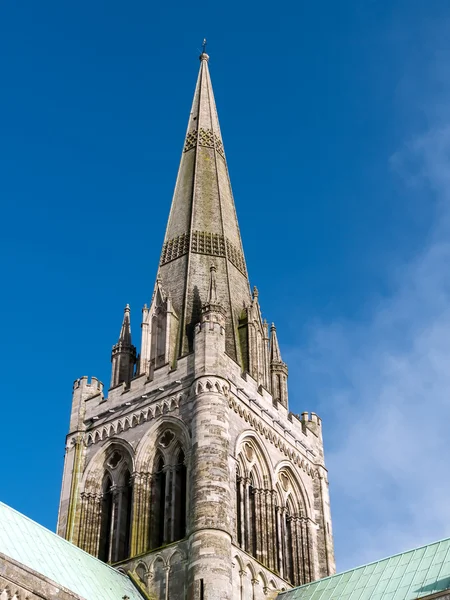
57, 51, 335, 600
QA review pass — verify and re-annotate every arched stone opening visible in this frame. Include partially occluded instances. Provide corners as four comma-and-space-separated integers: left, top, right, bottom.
78, 442, 134, 563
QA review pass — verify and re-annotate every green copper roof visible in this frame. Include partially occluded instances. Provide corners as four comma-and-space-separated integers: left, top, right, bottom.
280, 538, 450, 600
0, 502, 144, 600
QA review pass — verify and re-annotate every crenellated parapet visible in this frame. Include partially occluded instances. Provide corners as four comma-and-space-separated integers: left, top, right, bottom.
70, 376, 104, 434
300, 412, 322, 439
73, 375, 104, 395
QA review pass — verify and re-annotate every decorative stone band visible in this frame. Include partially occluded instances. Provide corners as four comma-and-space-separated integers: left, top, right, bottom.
160, 230, 247, 276
183, 127, 225, 158
85, 393, 184, 446
0, 576, 46, 600
191, 375, 230, 397
160, 232, 190, 264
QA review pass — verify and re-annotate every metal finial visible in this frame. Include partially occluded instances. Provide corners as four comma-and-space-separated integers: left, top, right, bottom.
202, 38, 207, 53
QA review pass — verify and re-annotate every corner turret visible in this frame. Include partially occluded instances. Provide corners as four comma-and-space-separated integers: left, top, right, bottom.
110, 304, 136, 388
194, 265, 227, 374
270, 323, 289, 408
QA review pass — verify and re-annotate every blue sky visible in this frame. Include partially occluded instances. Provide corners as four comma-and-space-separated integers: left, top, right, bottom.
1, 0, 450, 572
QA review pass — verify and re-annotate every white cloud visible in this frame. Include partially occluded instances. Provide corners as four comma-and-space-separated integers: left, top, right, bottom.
288, 46, 450, 571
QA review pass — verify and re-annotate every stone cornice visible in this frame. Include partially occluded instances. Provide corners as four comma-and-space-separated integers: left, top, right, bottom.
85, 393, 185, 447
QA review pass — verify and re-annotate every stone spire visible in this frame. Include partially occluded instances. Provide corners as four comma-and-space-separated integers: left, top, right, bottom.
269, 323, 288, 408
156, 51, 252, 363
269, 322, 283, 363
110, 304, 136, 388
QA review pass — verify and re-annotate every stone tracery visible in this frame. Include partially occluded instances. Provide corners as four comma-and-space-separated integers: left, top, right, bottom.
235, 435, 314, 587
79, 444, 134, 563
78, 425, 188, 564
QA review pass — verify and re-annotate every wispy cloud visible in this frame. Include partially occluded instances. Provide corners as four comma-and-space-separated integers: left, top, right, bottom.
289, 27, 450, 571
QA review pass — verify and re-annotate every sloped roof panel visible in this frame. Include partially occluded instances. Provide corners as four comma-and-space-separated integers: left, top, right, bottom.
280, 538, 450, 600
0, 502, 143, 600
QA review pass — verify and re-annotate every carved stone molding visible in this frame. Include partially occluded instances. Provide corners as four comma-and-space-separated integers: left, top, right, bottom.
160, 232, 190, 265
191, 376, 230, 397
160, 230, 247, 276
0, 578, 33, 600
86, 393, 184, 447
183, 128, 225, 158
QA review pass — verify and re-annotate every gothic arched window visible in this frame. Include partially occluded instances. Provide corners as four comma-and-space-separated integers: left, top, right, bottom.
82, 447, 134, 564
149, 433, 188, 550
276, 469, 312, 587
235, 438, 314, 580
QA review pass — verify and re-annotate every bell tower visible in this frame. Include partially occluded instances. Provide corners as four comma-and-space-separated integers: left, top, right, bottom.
57, 51, 335, 600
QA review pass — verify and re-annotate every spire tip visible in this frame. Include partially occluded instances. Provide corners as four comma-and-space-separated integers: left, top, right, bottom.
199, 38, 209, 62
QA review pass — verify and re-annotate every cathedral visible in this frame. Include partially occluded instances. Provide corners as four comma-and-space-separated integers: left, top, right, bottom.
2, 49, 450, 600
55, 50, 336, 599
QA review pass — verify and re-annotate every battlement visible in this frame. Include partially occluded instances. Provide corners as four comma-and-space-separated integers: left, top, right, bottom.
300, 411, 322, 425
73, 376, 104, 394
299, 411, 322, 438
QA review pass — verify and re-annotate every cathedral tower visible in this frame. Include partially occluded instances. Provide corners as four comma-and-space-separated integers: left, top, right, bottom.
57, 51, 335, 600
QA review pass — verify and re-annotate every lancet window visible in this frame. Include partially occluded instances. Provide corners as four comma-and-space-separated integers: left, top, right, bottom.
148, 430, 187, 550
79, 446, 134, 563
275, 472, 313, 586
235, 440, 273, 567
235, 438, 313, 587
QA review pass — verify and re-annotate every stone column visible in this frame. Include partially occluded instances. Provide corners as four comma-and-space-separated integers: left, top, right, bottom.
244, 478, 251, 553
130, 472, 142, 556
187, 375, 232, 599
260, 488, 268, 567
187, 292, 232, 599
280, 506, 287, 579
162, 465, 171, 544
84, 493, 98, 555
110, 484, 121, 562
91, 493, 102, 557
255, 489, 264, 561
271, 491, 278, 571
77, 492, 87, 550
290, 516, 300, 586
130, 472, 152, 556
306, 518, 316, 582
